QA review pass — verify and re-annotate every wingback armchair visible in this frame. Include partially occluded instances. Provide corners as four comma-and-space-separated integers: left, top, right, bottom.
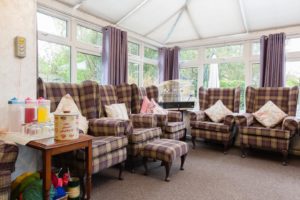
236, 86, 299, 165
190, 87, 240, 153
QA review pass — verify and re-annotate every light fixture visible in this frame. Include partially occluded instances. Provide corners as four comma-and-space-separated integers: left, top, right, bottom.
73, 0, 87, 10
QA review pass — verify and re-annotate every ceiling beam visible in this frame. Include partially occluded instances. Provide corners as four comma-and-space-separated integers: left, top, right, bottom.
238, 0, 249, 33
164, 8, 185, 43
185, 5, 201, 39
116, 0, 150, 25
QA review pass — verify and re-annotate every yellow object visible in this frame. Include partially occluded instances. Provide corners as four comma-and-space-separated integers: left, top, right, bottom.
11, 172, 34, 192
37, 107, 49, 123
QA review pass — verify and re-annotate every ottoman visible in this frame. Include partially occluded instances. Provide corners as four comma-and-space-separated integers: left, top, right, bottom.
140, 139, 189, 181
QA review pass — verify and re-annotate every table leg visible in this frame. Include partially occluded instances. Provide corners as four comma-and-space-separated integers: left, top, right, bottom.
42, 151, 51, 200
85, 141, 92, 200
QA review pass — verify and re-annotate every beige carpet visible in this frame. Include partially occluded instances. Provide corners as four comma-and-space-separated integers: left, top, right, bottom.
91, 142, 300, 200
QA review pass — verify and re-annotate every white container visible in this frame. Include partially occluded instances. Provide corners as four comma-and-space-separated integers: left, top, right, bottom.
8, 97, 24, 133
54, 112, 79, 141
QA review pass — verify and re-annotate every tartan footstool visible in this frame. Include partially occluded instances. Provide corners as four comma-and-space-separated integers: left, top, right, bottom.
140, 139, 188, 182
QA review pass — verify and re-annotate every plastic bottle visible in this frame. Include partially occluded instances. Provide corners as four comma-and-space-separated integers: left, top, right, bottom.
37, 98, 50, 123
8, 97, 24, 132
24, 98, 37, 123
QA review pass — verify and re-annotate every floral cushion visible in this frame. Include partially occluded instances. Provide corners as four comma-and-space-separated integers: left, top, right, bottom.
105, 103, 129, 120
151, 99, 167, 115
204, 100, 232, 122
253, 101, 287, 128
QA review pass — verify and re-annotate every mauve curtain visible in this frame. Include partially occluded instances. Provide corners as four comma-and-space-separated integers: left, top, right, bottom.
102, 26, 128, 85
158, 46, 180, 82
260, 32, 286, 87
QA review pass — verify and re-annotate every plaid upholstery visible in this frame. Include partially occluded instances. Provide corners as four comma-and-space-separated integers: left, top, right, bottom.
239, 126, 291, 139
245, 86, 299, 116
128, 127, 162, 144
191, 129, 231, 142
282, 116, 299, 132
145, 85, 159, 102
127, 138, 159, 156
191, 121, 230, 133
199, 87, 240, 112
189, 110, 206, 122
0, 171, 11, 200
77, 136, 128, 160
0, 141, 18, 200
131, 83, 142, 114
241, 135, 289, 152
140, 139, 188, 163
116, 83, 132, 115
165, 122, 185, 133
130, 113, 157, 128
162, 129, 185, 140
79, 80, 99, 119
88, 118, 129, 137
98, 85, 118, 117
156, 114, 168, 128
235, 113, 254, 126
167, 111, 182, 122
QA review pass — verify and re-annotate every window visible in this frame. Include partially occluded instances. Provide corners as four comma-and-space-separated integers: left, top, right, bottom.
179, 67, 198, 98
38, 40, 71, 82
252, 43, 260, 55
144, 47, 158, 59
37, 12, 67, 37
286, 61, 300, 86
128, 42, 140, 56
76, 25, 102, 46
143, 63, 159, 87
205, 45, 243, 59
180, 49, 198, 61
128, 62, 139, 85
76, 53, 101, 83
251, 63, 260, 86
286, 38, 300, 53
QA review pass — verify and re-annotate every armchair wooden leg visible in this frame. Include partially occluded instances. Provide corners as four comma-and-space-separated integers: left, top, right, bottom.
241, 144, 247, 158
223, 141, 229, 155
281, 150, 288, 166
164, 161, 172, 182
118, 162, 125, 180
129, 155, 135, 173
192, 136, 196, 149
180, 154, 187, 170
143, 157, 149, 176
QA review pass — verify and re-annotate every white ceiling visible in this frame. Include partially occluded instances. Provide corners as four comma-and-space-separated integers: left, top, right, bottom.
56, 0, 300, 44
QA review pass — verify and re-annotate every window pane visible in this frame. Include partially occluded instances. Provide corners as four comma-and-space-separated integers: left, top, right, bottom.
143, 64, 158, 87
205, 45, 243, 59
128, 42, 139, 56
76, 25, 102, 46
37, 12, 67, 37
180, 49, 198, 61
203, 62, 245, 110
286, 38, 300, 52
286, 61, 300, 87
252, 43, 260, 55
128, 62, 139, 85
252, 63, 260, 86
38, 40, 70, 82
179, 67, 198, 98
76, 53, 101, 83
144, 47, 158, 59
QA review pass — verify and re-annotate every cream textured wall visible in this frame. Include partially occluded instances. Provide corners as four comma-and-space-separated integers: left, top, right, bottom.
0, 0, 37, 130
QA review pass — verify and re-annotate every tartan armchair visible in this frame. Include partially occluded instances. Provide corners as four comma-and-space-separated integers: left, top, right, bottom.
190, 87, 240, 153
133, 84, 186, 140
0, 140, 18, 200
236, 86, 299, 165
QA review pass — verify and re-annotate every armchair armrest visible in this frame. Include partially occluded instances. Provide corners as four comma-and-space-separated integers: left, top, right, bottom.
0, 140, 18, 172
88, 118, 132, 137
154, 114, 168, 128
189, 110, 205, 122
167, 111, 182, 122
282, 116, 300, 133
130, 113, 157, 128
224, 113, 239, 127
235, 113, 254, 126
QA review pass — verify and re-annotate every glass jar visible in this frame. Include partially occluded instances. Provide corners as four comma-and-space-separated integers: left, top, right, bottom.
37, 98, 50, 123
24, 98, 37, 124
8, 97, 24, 132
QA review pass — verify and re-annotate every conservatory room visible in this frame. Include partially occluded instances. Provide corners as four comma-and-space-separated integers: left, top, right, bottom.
1, 0, 300, 199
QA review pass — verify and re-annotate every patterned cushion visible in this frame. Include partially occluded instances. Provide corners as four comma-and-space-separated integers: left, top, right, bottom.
116, 83, 132, 114
240, 134, 289, 151
239, 126, 291, 139
98, 85, 118, 117
191, 129, 232, 142
253, 101, 287, 128
130, 113, 157, 128
88, 118, 128, 137
0, 170, 11, 200
245, 86, 299, 116
0, 141, 18, 171
190, 121, 230, 133
128, 127, 162, 144
105, 103, 129, 120
140, 139, 188, 163
162, 129, 185, 140
199, 87, 240, 112
165, 122, 185, 133
204, 100, 233, 122
77, 136, 128, 160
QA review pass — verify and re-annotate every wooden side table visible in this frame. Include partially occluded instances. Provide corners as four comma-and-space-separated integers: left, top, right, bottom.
27, 134, 93, 200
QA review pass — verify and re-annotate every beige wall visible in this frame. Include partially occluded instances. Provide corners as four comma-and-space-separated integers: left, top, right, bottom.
0, 0, 37, 130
